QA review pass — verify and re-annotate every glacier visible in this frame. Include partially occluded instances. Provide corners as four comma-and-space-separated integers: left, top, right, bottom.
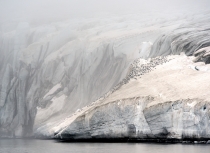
55, 54, 210, 141
0, 9, 210, 142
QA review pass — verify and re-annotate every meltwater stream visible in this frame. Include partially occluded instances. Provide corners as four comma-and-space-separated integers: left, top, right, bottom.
0, 139, 210, 153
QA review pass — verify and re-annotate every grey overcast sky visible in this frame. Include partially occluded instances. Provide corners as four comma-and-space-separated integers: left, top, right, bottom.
0, 0, 210, 25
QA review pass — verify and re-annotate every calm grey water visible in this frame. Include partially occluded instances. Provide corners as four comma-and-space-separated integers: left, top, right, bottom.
0, 139, 210, 153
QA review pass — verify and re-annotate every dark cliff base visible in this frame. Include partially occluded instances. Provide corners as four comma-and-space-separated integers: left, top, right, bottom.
55, 137, 210, 144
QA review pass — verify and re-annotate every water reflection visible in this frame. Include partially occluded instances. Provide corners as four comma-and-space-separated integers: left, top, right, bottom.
0, 139, 210, 153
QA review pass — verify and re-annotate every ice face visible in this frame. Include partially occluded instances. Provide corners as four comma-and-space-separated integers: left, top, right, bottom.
0, 1, 210, 138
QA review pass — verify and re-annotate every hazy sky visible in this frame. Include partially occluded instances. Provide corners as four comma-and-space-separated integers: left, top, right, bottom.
0, 0, 210, 25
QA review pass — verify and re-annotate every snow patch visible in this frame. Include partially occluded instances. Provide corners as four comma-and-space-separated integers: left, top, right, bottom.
44, 84, 62, 99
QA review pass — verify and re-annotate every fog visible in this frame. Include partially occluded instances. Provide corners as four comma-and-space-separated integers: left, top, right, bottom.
0, 0, 210, 29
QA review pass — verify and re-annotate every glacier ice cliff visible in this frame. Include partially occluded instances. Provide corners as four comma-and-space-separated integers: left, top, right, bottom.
0, 11, 210, 140
55, 55, 210, 141
56, 97, 210, 141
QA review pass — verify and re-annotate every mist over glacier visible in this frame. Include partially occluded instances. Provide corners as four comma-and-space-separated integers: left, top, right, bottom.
0, 0, 210, 139
1, 0, 210, 30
